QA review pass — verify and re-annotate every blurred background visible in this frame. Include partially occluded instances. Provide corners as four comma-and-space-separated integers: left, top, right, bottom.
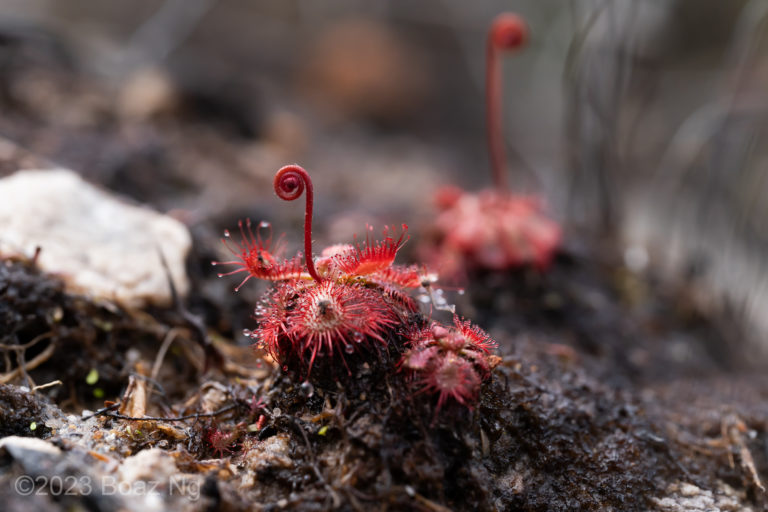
2, 0, 767, 350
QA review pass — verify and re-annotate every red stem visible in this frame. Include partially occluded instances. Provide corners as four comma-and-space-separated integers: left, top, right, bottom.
486, 13, 528, 192
274, 164, 322, 282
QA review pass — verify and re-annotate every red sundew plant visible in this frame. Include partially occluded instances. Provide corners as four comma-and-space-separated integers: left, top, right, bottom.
216, 164, 435, 378
260, 279, 399, 375
401, 317, 500, 415
204, 423, 241, 458
216, 164, 500, 415
425, 13, 561, 277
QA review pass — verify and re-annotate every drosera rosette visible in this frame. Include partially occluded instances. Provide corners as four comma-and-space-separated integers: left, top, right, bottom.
214, 164, 439, 380
400, 316, 501, 418
424, 13, 561, 278
431, 188, 561, 275
256, 278, 400, 376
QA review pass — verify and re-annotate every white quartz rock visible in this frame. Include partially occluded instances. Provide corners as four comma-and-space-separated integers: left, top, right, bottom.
0, 168, 191, 307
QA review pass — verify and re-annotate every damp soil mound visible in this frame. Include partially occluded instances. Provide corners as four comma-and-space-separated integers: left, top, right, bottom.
2, 236, 768, 512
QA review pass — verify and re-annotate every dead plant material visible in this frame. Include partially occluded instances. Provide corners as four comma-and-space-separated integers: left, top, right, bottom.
0, 256, 210, 411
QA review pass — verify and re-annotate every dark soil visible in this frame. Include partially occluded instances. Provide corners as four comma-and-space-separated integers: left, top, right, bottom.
2, 245, 767, 511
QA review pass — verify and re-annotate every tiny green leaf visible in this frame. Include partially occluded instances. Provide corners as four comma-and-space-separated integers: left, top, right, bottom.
85, 369, 99, 385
